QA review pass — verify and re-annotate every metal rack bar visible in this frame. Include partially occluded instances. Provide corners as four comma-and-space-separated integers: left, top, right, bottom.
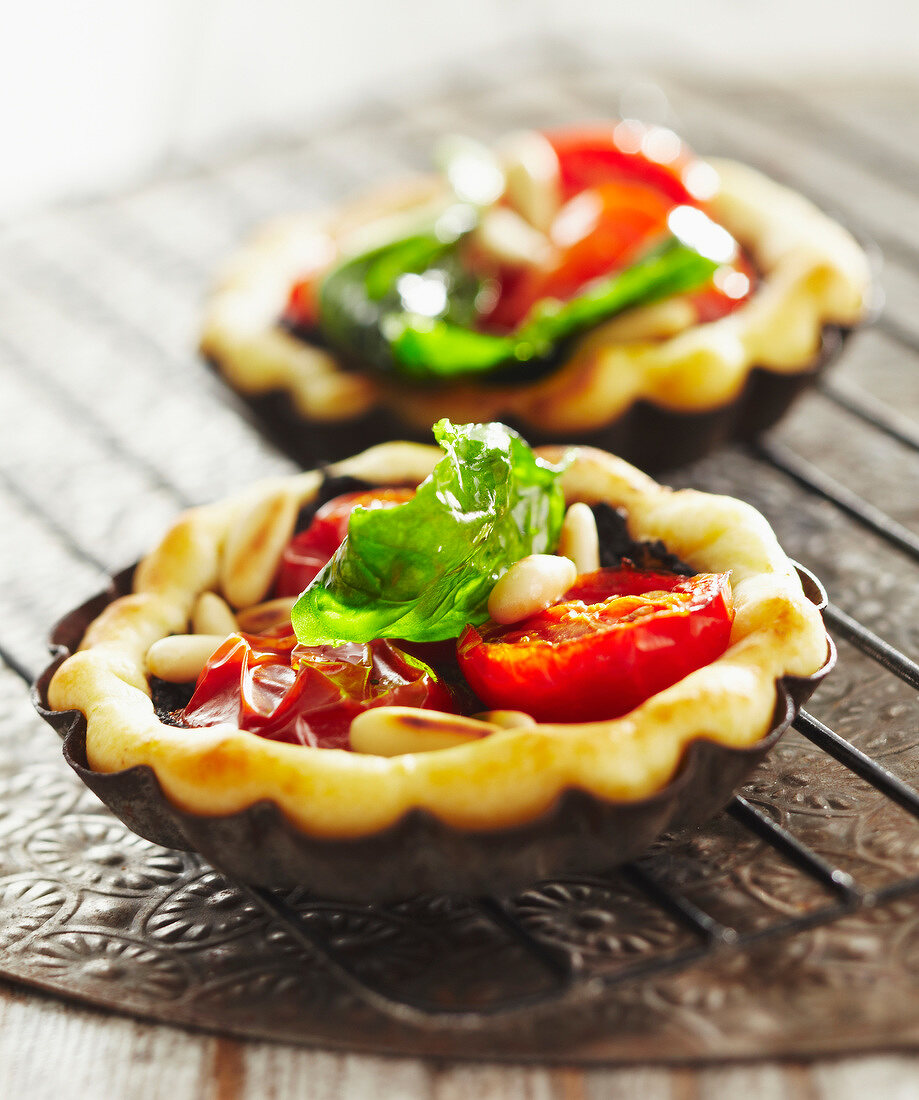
794, 711, 919, 819
0, 468, 110, 577
473, 895, 574, 980
727, 796, 861, 900
755, 438, 919, 562
238, 883, 576, 1023
1, 646, 39, 687
876, 315, 919, 359
824, 603, 919, 691
0, 333, 195, 510
660, 71, 919, 273
820, 377, 919, 455
624, 863, 736, 944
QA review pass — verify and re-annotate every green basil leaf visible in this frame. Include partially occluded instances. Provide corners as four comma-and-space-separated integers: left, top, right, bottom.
291, 420, 568, 645
317, 205, 483, 373
318, 233, 456, 372
318, 215, 721, 384
387, 236, 718, 380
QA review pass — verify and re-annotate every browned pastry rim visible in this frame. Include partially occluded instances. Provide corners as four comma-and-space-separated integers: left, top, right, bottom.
212, 327, 845, 474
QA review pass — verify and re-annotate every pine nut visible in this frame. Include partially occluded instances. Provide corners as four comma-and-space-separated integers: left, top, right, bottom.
558, 502, 600, 575
236, 596, 297, 635
588, 297, 697, 343
221, 487, 299, 608
147, 634, 227, 683
499, 130, 562, 232
350, 707, 491, 757
473, 710, 537, 729
487, 554, 577, 625
192, 592, 238, 637
474, 207, 553, 268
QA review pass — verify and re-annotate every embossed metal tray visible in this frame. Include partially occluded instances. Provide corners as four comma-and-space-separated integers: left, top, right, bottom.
3, 51, 919, 1060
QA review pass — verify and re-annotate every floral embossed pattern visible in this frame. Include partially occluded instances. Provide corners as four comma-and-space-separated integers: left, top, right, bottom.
14, 649, 919, 1062
24, 815, 186, 894
30, 931, 189, 1001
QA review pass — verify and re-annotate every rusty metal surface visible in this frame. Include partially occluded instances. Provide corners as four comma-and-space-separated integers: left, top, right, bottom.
3, 47, 919, 1060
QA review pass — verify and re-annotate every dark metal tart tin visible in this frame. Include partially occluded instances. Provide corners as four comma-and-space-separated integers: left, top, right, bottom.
34, 566, 833, 903
211, 325, 848, 473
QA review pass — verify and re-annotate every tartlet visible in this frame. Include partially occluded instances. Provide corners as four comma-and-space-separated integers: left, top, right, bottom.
201, 123, 872, 470
39, 432, 832, 899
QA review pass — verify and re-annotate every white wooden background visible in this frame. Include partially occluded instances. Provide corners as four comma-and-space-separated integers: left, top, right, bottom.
2, 3, 919, 213
4, 982, 919, 1098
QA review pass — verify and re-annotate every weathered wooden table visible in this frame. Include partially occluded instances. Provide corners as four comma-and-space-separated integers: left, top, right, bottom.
4, 41, 919, 1095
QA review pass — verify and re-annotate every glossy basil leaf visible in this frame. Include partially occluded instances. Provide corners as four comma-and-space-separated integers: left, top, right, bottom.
387, 236, 718, 380
317, 210, 482, 373
291, 420, 568, 645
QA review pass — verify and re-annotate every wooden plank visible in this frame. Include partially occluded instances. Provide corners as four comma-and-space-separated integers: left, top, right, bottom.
0, 361, 182, 565
0, 982, 212, 1100
0, 491, 105, 677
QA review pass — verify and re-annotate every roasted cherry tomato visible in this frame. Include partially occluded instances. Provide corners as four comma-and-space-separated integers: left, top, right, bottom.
457, 567, 734, 723
688, 252, 757, 323
182, 627, 453, 750
275, 487, 415, 597
487, 127, 754, 330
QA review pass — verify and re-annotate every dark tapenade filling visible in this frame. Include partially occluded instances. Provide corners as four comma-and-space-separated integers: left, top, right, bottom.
152, 677, 195, 727
593, 502, 696, 575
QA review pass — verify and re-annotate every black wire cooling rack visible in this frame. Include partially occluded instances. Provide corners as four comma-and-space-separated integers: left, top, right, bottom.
5, 41, 919, 1059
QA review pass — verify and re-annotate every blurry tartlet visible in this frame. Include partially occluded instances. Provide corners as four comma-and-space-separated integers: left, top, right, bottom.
41, 423, 831, 897
201, 123, 871, 470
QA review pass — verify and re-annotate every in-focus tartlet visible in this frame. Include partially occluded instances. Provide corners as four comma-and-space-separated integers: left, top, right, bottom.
201, 122, 872, 470
41, 423, 831, 898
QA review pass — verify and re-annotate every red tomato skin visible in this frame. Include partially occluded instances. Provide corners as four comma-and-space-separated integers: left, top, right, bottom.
457, 569, 734, 723
283, 278, 321, 329
182, 628, 454, 750
281, 236, 338, 330
687, 252, 758, 324
544, 126, 696, 205
275, 487, 414, 597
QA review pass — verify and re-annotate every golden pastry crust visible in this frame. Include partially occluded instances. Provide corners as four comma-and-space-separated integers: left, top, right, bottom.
200, 158, 871, 436
47, 443, 828, 838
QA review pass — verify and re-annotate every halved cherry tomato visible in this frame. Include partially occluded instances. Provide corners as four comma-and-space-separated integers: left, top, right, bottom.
457, 568, 734, 723
275, 488, 415, 598
182, 627, 454, 750
486, 127, 755, 330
